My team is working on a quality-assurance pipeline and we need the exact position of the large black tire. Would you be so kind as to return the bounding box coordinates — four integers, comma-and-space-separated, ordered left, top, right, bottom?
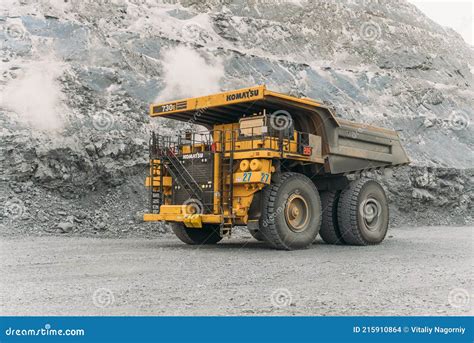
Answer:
260, 172, 322, 250
319, 190, 345, 245
248, 228, 266, 242
337, 179, 389, 245
171, 223, 222, 245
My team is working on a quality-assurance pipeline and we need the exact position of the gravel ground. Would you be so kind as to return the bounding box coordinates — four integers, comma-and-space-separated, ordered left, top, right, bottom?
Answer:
0, 226, 472, 316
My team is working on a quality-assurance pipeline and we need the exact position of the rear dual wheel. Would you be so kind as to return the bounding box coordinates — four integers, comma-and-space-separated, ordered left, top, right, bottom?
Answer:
319, 190, 345, 244
337, 178, 389, 245
320, 178, 389, 246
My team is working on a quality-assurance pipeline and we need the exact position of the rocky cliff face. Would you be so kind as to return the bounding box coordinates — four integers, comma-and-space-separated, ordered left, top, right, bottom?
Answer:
1, 0, 472, 235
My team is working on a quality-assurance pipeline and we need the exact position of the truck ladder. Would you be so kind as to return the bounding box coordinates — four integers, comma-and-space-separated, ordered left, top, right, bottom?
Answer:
219, 130, 235, 237
149, 159, 163, 214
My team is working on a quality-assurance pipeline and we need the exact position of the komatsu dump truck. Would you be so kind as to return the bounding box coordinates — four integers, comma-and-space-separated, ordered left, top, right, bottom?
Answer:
144, 85, 410, 250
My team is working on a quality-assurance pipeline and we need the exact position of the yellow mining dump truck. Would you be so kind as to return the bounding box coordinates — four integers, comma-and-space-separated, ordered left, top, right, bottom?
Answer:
144, 85, 409, 250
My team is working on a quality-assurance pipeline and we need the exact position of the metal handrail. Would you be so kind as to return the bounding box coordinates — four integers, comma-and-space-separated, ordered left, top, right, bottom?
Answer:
150, 126, 309, 158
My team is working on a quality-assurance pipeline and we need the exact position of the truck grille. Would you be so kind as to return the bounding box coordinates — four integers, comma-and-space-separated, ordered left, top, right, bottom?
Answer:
172, 152, 214, 211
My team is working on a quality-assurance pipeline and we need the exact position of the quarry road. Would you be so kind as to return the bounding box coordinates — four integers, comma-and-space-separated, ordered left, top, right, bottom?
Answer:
1, 226, 472, 316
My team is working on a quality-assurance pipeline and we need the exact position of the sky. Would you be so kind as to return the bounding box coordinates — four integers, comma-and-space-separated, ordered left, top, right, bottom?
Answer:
408, 0, 473, 45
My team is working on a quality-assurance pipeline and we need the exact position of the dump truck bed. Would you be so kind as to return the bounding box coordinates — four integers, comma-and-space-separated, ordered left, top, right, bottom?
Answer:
150, 85, 409, 174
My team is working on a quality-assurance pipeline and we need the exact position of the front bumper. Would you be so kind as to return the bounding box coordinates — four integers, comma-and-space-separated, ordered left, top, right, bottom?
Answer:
143, 205, 222, 228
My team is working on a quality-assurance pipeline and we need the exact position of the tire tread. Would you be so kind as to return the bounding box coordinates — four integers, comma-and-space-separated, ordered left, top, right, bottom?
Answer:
338, 178, 387, 245
319, 190, 345, 245
171, 223, 222, 245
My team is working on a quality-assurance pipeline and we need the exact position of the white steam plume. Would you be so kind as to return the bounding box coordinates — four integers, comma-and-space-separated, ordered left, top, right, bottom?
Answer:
157, 46, 224, 102
1, 57, 67, 131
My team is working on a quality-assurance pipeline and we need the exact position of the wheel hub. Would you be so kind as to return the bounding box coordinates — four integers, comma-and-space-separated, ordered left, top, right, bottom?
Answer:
285, 193, 309, 232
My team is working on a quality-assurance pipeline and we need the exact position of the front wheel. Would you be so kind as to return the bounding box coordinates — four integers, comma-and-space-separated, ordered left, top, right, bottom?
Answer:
260, 172, 322, 250
248, 228, 266, 242
337, 179, 389, 245
170, 223, 222, 245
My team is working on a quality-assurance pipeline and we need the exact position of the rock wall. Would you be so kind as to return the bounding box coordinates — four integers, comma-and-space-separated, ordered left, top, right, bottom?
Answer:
0, 0, 472, 235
